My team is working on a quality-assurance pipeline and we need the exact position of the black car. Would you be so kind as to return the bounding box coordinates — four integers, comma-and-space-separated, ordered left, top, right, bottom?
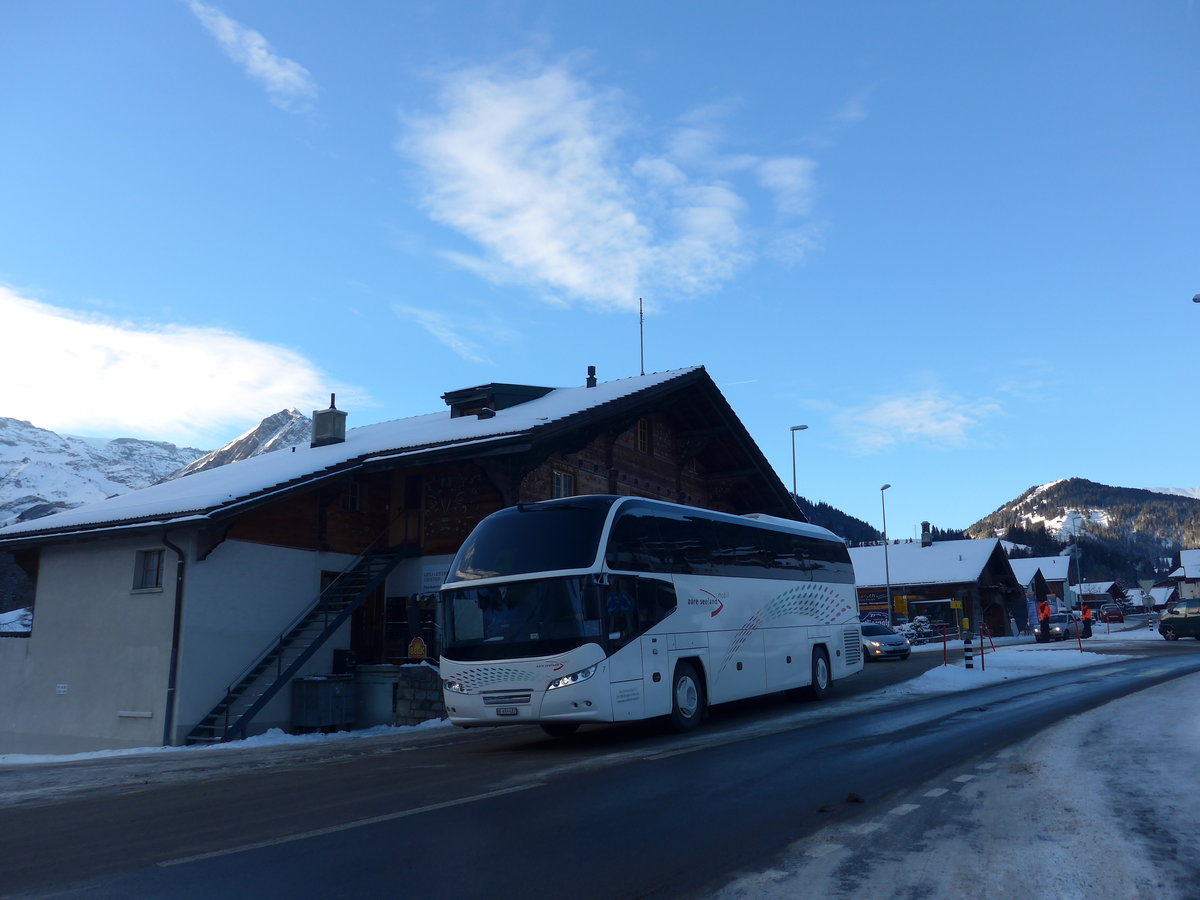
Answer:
861, 623, 911, 660
1160, 600, 1200, 640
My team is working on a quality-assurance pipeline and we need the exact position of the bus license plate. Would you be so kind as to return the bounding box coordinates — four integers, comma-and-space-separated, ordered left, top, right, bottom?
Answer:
496, 707, 519, 717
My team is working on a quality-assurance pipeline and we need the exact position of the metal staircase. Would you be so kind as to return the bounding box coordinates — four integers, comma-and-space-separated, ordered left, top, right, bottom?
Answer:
184, 546, 407, 744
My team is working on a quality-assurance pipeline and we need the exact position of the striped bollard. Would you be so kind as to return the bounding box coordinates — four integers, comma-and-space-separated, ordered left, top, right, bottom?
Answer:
964, 630, 973, 669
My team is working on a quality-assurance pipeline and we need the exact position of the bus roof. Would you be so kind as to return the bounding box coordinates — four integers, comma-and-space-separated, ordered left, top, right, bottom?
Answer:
525, 495, 846, 544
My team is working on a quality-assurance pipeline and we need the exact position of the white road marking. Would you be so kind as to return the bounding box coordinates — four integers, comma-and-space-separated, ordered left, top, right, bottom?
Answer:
889, 804, 920, 816
157, 782, 546, 867
804, 843, 844, 858
849, 822, 883, 834
1137, 668, 1173, 678
975, 762, 996, 770
924, 788, 949, 797
953, 774, 975, 783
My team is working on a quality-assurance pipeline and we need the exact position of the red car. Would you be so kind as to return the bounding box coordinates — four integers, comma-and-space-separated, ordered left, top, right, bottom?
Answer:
1100, 604, 1124, 623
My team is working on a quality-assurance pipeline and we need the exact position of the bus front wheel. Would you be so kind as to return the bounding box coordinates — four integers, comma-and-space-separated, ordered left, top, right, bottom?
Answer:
805, 647, 831, 701
541, 723, 580, 738
669, 661, 705, 732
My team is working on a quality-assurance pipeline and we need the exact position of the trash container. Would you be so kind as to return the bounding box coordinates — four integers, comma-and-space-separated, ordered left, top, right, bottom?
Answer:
291, 675, 354, 731
355, 664, 401, 728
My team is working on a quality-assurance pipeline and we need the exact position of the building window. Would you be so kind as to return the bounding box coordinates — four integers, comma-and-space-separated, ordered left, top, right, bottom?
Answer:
342, 481, 361, 513
636, 418, 653, 454
552, 470, 575, 498
133, 549, 165, 591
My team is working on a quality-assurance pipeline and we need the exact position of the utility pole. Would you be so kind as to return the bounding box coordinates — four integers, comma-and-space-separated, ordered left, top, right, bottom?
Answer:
639, 297, 645, 375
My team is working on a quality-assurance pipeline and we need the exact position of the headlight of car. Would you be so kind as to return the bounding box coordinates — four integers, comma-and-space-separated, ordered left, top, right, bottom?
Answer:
866, 640, 883, 647
442, 678, 469, 694
546, 663, 599, 691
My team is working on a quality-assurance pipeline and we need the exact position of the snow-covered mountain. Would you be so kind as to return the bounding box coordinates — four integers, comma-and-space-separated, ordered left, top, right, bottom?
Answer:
0, 410, 313, 527
164, 409, 310, 481
0, 418, 207, 527
966, 477, 1200, 582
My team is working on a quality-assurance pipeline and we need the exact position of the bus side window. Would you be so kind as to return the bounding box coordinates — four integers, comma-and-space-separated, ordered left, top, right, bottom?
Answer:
637, 578, 676, 628
603, 576, 638, 648
605, 510, 661, 572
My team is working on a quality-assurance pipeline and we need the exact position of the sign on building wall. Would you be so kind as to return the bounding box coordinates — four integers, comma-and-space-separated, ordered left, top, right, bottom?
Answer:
857, 588, 890, 625
422, 564, 450, 592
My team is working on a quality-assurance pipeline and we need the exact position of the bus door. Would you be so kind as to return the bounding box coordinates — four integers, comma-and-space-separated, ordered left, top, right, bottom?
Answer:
600, 575, 678, 720
600, 574, 644, 720
638, 577, 676, 717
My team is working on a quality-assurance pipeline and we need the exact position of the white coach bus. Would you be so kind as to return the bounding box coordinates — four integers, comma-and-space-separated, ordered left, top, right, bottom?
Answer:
438, 495, 862, 736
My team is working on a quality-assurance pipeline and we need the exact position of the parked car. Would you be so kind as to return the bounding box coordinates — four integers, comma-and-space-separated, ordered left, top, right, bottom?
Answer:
1036, 613, 1079, 642
1100, 604, 1124, 623
861, 623, 912, 660
1159, 600, 1200, 640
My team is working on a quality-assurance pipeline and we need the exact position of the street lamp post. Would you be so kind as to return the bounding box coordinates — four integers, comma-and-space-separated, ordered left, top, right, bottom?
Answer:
881, 484, 893, 625
789, 425, 808, 497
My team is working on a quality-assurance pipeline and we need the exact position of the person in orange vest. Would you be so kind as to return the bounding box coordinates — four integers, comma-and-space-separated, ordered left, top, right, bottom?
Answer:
1081, 605, 1093, 638
1038, 599, 1052, 642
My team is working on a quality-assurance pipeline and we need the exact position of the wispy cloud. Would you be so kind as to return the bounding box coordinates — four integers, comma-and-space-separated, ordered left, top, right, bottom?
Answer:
1, 286, 359, 444
834, 88, 872, 124
391, 302, 495, 364
401, 60, 823, 311
834, 390, 1002, 453
188, 1, 317, 114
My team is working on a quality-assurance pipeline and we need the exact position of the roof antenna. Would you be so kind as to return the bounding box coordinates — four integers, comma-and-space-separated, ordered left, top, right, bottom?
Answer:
639, 297, 645, 376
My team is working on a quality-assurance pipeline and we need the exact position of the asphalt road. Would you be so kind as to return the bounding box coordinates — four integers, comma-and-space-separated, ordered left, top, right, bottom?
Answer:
3, 634, 1197, 899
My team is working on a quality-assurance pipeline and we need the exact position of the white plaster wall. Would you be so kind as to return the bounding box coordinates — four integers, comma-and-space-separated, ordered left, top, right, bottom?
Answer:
0, 534, 451, 754
0, 538, 176, 754
173, 538, 355, 743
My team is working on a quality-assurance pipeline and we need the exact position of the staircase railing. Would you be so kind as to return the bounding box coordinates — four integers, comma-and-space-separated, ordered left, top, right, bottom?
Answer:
185, 533, 406, 744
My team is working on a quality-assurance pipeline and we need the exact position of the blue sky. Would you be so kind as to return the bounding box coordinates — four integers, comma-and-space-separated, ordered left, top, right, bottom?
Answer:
2, 1, 1197, 534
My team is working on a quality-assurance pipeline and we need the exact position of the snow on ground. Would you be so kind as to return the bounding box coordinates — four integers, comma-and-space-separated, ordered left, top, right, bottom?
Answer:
0, 717, 453, 768
714, 621, 1199, 900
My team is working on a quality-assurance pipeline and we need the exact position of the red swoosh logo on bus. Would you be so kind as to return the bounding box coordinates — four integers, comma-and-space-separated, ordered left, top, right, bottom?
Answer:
701, 590, 724, 617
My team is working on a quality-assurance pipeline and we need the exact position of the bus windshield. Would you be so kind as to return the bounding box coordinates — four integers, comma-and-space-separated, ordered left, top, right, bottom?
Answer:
441, 576, 603, 661
446, 497, 615, 582
441, 573, 678, 662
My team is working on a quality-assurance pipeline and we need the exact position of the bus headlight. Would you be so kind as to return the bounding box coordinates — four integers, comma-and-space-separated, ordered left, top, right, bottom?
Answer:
546, 663, 598, 691
443, 678, 469, 694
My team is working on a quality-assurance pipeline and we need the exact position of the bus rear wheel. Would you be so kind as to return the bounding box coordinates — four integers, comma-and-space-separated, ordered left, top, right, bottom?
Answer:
805, 647, 831, 701
540, 723, 580, 738
669, 661, 705, 733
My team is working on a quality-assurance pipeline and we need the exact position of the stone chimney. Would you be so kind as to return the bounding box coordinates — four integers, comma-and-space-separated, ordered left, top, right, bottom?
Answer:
921, 521, 932, 547
586, 365, 597, 388
311, 393, 348, 447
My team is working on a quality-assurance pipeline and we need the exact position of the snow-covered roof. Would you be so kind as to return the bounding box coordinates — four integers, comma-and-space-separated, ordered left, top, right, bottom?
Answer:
1075, 581, 1116, 596
0, 367, 704, 542
1007, 556, 1072, 587
1170, 548, 1200, 580
849, 539, 1004, 588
